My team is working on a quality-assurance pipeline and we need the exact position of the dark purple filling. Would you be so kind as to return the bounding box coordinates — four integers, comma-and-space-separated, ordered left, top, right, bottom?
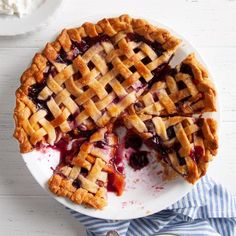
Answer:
196, 118, 204, 127
51, 130, 96, 168
94, 141, 107, 149
148, 63, 172, 89
87, 61, 94, 70
73, 34, 110, 55
69, 129, 96, 139
67, 109, 80, 122
177, 80, 187, 89
55, 35, 110, 65
29, 34, 111, 113
197, 129, 203, 138
80, 167, 89, 176
166, 126, 175, 139
28, 82, 54, 120
113, 97, 120, 104
145, 120, 156, 133
55, 49, 71, 64
139, 77, 146, 85
152, 92, 159, 102
72, 179, 81, 188
126, 33, 165, 57
190, 146, 203, 163
142, 57, 152, 64
125, 133, 143, 149
105, 84, 113, 93
180, 64, 194, 77
44, 62, 58, 78
116, 75, 125, 83
149, 135, 171, 156
176, 152, 186, 166
51, 138, 72, 166
108, 63, 113, 70
134, 102, 144, 112
129, 151, 149, 170
129, 65, 136, 73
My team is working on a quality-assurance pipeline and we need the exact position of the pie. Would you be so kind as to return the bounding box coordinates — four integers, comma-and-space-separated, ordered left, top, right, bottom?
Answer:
13, 15, 218, 209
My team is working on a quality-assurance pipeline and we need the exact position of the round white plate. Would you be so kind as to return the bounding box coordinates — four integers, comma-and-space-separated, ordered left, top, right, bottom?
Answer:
21, 16, 219, 220
0, 0, 63, 36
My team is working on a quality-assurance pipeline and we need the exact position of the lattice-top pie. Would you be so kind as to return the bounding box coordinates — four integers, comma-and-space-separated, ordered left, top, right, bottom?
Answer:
14, 15, 218, 209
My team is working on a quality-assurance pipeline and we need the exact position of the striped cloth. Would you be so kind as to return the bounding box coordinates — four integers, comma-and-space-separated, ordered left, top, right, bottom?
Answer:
68, 175, 236, 236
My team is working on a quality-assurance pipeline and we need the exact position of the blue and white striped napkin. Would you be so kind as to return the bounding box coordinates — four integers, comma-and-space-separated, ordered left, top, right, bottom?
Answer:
68, 175, 236, 236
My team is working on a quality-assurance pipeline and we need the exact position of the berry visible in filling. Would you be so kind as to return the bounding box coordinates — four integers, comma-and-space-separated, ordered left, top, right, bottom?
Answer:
166, 126, 175, 139
126, 33, 164, 56
72, 179, 81, 188
176, 152, 186, 166
145, 120, 156, 133
123, 130, 149, 171
129, 151, 149, 170
180, 64, 194, 77
148, 63, 172, 89
150, 135, 170, 156
51, 130, 96, 167
177, 80, 187, 89
28, 82, 54, 120
125, 133, 143, 149
190, 146, 204, 163
94, 141, 107, 149
72, 34, 110, 55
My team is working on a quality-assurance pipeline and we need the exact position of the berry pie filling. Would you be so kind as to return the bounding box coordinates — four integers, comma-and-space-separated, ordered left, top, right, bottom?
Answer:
14, 15, 217, 209
48, 127, 126, 197
123, 113, 217, 183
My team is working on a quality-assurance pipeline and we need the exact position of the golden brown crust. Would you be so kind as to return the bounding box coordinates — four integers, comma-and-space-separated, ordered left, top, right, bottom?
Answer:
48, 174, 107, 209
47, 127, 119, 209
178, 53, 217, 113
123, 114, 218, 184
14, 14, 181, 153
13, 15, 218, 209
129, 53, 217, 117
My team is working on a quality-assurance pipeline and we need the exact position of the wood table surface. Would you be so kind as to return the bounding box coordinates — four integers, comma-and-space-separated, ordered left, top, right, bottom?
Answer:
0, 0, 235, 235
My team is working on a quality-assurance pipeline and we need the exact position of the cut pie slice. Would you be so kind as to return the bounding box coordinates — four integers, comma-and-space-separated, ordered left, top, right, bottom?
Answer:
48, 125, 125, 209
123, 114, 218, 183
131, 53, 216, 116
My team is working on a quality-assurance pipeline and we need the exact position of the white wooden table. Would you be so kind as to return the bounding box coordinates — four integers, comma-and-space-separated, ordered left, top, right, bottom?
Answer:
0, 0, 236, 235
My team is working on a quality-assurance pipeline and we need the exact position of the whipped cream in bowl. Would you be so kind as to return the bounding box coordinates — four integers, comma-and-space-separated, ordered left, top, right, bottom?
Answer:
0, 0, 42, 17
0, 0, 62, 35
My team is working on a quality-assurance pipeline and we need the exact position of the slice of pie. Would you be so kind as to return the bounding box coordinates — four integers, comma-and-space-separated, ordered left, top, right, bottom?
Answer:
48, 125, 125, 209
13, 15, 218, 209
123, 114, 218, 184
131, 53, 217, 116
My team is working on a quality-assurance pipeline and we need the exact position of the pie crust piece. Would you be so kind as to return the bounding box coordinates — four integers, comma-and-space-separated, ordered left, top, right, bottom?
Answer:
123, 114, 218, 184
131, 53, 216, 116
48, 125, 122, 209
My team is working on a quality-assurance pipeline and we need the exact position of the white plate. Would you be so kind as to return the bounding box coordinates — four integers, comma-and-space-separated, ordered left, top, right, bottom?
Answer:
22, 16, 220, 220
0, 0, 63, 36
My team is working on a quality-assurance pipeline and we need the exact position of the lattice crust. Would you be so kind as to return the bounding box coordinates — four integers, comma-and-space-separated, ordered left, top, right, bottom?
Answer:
48, 126, 120, 209
123, 114, 218, 183
131, 53, 216, 116
14, 14, 181, 153
13, 15, 219, 210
